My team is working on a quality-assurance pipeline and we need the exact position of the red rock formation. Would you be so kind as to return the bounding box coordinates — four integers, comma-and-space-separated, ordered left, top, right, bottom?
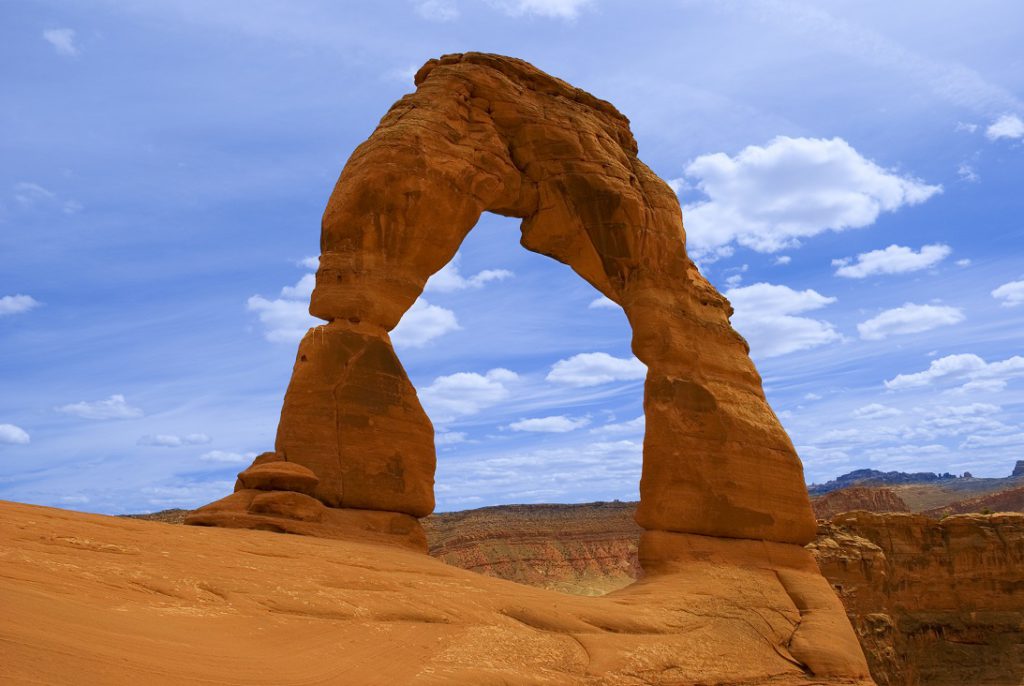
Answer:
425, 502, 643, 595
923, 484, 1024, 517
811, 487, 910, 520
810, 511, 1024, 686
186, 53, 868, 680
190, 51, 817, 547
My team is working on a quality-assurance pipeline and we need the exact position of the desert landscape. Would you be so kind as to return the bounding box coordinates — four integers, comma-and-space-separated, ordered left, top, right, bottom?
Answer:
3, 4, 1023, 686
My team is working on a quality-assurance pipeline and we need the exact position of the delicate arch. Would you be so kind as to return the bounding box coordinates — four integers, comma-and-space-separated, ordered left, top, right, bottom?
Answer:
189, 52, 816, 548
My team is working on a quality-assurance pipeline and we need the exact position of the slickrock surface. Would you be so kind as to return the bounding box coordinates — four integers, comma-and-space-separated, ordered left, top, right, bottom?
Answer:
424, 502, 643, 596
811, 487, 910, 520
810, 511, 1024, 686
0, 501, 872, 686
193, 51, 818, 548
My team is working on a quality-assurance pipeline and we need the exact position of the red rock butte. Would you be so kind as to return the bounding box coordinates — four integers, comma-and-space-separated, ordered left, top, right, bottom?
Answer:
183, 52, 871, 681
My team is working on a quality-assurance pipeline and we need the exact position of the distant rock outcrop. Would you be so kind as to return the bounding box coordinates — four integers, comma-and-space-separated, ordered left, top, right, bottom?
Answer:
1013, 460, 1024, 478
809, 469, 962, 496
810, 512, 1024, 686
811, 487, 910, 520
923, 485, 1024, 518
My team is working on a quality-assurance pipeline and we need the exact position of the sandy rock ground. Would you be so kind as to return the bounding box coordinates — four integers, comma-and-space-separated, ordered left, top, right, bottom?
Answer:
0, 501, 871, 686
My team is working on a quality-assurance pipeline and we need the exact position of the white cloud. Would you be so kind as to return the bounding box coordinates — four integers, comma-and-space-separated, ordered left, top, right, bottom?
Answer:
419, 368, 518, 423
546, 352, 646, 387
774, 255, 791, 266
986, 114, 1024, 141
199, 450, 255, 464
955, 122, 978, 134
56, 394, 143, 420
853, 403, 902, 420
424, 254, 513, 293
957, 163, 979, 183
885, 353, 1024, 390
415, 0, 459, 21
992, 280, 1024, 307
588, 296, 619, 310
42, 28, 78, 57
590, 415, 644, 435
391, 298, 460, 347
247, 295, 314, 343
508, 415, 590, 433
0, 294, 40, 316
961, 433, 1024, 449
804, 393, 822, 401
678, 136, 941, 258
489, 0, 593, 18
13, 182, 55, 206
725, 273, 744, 288
0, 424, 30, 445
956, 258, 971, 267
280, 273, 315, 299
725, 282, 840, 358
435, 431, 468, 446
298, 256, 319, 269
832, 243, 951, 278
857, 303, 964, 340
138, 433, 211, 447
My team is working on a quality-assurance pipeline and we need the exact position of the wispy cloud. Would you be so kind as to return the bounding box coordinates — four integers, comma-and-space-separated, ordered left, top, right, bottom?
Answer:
507, 415, 590, 432
885, 353, 1024, 390
56, 394, 143, 420
138, 433, 211, 447
833, 244, 951, 278
42, 28, 78, 57
858, 303, 964, 340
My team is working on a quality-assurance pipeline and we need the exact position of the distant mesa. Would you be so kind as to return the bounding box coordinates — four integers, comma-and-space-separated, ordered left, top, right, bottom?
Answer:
184, 52, 870, 681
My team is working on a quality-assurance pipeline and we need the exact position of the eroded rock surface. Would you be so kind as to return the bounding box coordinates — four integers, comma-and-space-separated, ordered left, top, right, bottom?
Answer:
811, 487, 910, 520
811, 512, 1024, 686
1, 502, 874, 686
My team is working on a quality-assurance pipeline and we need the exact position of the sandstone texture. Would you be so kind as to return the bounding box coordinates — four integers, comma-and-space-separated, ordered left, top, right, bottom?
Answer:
923, 484, 1024, 517
811, 511, 1024, 686
811, 487, 910, 520
0, 501, 874, 686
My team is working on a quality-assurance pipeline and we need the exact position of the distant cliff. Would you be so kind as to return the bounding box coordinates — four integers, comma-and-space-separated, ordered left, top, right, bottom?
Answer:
811, 486, 909, 520
811, 512, 1024, 686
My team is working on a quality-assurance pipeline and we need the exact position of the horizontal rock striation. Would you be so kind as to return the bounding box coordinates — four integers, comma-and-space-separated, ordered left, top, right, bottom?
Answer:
811, 487, 910, 520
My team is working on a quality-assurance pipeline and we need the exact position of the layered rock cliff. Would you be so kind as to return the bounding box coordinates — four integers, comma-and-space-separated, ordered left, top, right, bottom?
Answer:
810, 512, 1024, 686
811, 487, 909, 520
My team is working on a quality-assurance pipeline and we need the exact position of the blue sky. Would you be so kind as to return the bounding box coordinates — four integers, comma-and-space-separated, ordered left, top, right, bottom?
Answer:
1, 0, 1022, 514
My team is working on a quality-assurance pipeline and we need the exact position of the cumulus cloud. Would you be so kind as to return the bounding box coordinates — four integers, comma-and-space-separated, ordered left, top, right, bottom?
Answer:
885, 353, 1024, 390
0, 424, 30, 445
138, 433, 211, 447
508, 415, 590, 433
42, 28, 78, 56
853, 403, 902, 420
199, 450, 255, 464
425, 254, 513, 293
725, 283, 840, 358
280, 273, 315, 299
992, 280, 1024, 307
391, 298, 460, 347
677, 136, 941, 258
857, 303, 964, 340
832, 243, 951, 278
246, 295, 314, 343
546, 353, 646, 387
774, 255, 792, 266
419, 368, 518, 423
986, 114, 1024, 141
56, 394, 143, 420
0, 294, 40, 317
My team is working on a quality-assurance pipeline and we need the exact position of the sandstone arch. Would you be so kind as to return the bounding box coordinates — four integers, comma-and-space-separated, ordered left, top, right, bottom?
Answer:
189, 52, 816, 548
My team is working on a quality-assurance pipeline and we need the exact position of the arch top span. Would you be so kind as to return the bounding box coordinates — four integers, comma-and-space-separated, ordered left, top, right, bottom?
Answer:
188, 52, 817, 549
